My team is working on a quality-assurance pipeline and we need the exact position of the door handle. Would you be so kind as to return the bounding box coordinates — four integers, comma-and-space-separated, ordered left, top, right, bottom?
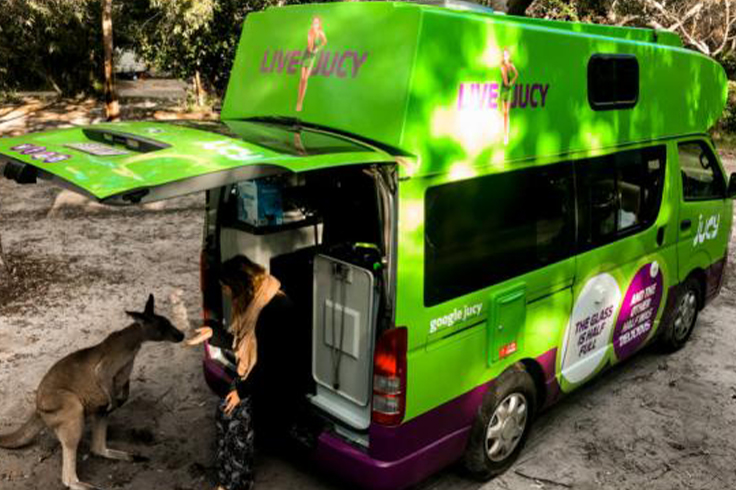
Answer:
681, 219, 692, 231
656, 226, 666, 246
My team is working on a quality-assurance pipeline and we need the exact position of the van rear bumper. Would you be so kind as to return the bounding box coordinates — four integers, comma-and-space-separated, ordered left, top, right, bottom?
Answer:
314, 427, 470, 490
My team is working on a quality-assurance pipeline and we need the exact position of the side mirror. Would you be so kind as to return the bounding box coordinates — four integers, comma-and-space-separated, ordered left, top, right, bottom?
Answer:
729, 173, 736, 199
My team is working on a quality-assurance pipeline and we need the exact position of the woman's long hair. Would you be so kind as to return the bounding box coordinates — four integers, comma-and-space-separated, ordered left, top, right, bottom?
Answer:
220, 255, 267, 325
220, 255, 282, 377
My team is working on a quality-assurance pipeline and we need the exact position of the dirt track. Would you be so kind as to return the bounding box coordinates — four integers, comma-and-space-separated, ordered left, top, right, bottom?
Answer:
1, 105, 736, 489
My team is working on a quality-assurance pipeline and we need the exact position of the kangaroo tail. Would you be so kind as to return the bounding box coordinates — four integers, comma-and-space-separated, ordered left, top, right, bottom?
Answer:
0, 412, 44, 449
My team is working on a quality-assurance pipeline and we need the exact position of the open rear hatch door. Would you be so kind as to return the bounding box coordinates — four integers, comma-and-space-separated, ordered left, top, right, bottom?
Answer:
0, 120, 393, 205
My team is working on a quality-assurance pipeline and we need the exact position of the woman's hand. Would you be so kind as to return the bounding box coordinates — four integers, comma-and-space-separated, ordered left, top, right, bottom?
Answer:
224, 390, 241, 416
186, 327, 213, 346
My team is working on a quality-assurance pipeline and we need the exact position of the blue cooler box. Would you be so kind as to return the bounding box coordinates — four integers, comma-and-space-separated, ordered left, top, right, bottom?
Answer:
236, 179, 284, 227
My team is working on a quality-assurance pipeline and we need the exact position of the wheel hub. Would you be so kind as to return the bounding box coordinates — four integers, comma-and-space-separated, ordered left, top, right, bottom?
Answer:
485, 392, 527, 462
673, 289, 697, 341
501, 418, 520, 440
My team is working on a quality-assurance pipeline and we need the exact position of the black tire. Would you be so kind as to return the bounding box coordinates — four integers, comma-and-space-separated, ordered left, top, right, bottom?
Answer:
462, 364, 537, 481
659, 276, 702, 352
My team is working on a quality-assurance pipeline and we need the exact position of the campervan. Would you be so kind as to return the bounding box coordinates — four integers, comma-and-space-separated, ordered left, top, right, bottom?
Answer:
1, 2, 733, 488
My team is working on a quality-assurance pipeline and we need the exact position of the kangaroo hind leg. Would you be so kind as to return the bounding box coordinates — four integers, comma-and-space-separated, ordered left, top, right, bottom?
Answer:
42, 392, 105, 490
91, 413, 148, 463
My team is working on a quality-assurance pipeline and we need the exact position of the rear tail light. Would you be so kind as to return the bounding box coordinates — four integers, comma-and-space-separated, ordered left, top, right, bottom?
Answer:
372, 327, 408, 426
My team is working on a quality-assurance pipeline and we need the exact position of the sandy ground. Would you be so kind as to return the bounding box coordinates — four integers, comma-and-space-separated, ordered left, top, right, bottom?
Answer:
17, 79, 188, 102
0, 91, 214, 138
1, 101, 736, 490
0, 180, 342, 490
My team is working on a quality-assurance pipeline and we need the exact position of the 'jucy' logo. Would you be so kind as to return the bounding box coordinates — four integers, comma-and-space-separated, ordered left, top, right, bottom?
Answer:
457, 82, 551, 110
260, 49, 369, 79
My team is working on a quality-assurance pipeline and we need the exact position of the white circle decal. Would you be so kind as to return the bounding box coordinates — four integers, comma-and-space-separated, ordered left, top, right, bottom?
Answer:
560, 273, 621, 385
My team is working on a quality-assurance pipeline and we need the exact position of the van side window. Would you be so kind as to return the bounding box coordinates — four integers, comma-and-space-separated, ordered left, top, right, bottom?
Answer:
577, 146, 666, 250
588, 54, 639, 111
424, 163, 575, 307
678, 141, 725, 201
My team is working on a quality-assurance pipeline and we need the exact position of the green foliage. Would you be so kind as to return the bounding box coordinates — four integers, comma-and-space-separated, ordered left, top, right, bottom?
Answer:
717, 81, 736, 134
135, 0, 320, 95
0, 0, 149, 96
0, 0, 102, 94
527, 0, 618, 22
719, 51, 736, 80
0, 90, 23, 105
0, 0, 319, 97
528, 0, 581, 21
181, 84, 220, 112
1, 0, 733, 105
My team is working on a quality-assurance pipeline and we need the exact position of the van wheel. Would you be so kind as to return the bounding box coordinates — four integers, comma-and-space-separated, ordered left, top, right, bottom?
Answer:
462, 364, 536, 481
659, 276, 701, 352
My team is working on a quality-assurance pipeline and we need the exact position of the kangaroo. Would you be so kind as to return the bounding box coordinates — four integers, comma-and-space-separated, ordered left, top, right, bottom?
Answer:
0, 294, 184, 490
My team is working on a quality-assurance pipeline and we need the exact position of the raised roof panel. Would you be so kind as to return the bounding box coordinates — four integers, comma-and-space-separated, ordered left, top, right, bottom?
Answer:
221, 2, 420, 149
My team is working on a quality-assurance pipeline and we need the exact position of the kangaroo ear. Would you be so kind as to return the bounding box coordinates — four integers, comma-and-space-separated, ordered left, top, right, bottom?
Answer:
126, 311, 146, 323
144, 294, 155, 316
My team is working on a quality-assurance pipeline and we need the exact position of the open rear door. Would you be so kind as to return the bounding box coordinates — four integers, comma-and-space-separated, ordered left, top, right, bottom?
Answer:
0, 119, 393, 205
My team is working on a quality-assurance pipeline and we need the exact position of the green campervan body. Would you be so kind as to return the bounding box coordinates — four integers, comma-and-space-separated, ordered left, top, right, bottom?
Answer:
1, 1, 733, 488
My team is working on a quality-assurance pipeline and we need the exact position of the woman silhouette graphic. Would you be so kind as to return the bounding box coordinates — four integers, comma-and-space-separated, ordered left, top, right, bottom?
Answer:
500, 47, 519, 146
296, 16, 327, 112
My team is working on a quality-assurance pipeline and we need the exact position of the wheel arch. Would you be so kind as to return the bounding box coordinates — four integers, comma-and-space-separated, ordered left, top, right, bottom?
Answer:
685, 267, 707, 309
517, 358, 547, 414
464, 360, 540, 479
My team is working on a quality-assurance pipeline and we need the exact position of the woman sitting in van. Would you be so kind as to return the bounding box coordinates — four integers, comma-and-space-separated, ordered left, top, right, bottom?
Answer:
187, 255, 293, 490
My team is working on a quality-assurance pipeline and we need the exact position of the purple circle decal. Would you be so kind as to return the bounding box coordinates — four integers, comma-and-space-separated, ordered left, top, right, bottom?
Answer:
613, 262, 663, 359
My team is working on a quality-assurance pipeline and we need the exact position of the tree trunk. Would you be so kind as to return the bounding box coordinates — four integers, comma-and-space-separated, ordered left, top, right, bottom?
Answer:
89, 48, 98, 88
102, 0, 120, 121
194, 70, 205, 108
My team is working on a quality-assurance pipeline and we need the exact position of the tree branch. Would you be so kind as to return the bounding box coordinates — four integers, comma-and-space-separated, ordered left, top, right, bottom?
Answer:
644, 0, 711, 55
713, 0, 735, 56
615, 15, 640, 27
666, 2, 704, 33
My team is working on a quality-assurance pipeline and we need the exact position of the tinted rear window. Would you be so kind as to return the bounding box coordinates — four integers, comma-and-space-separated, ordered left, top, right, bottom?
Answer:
424, 163, 575, 306
423, 145, 666, 306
